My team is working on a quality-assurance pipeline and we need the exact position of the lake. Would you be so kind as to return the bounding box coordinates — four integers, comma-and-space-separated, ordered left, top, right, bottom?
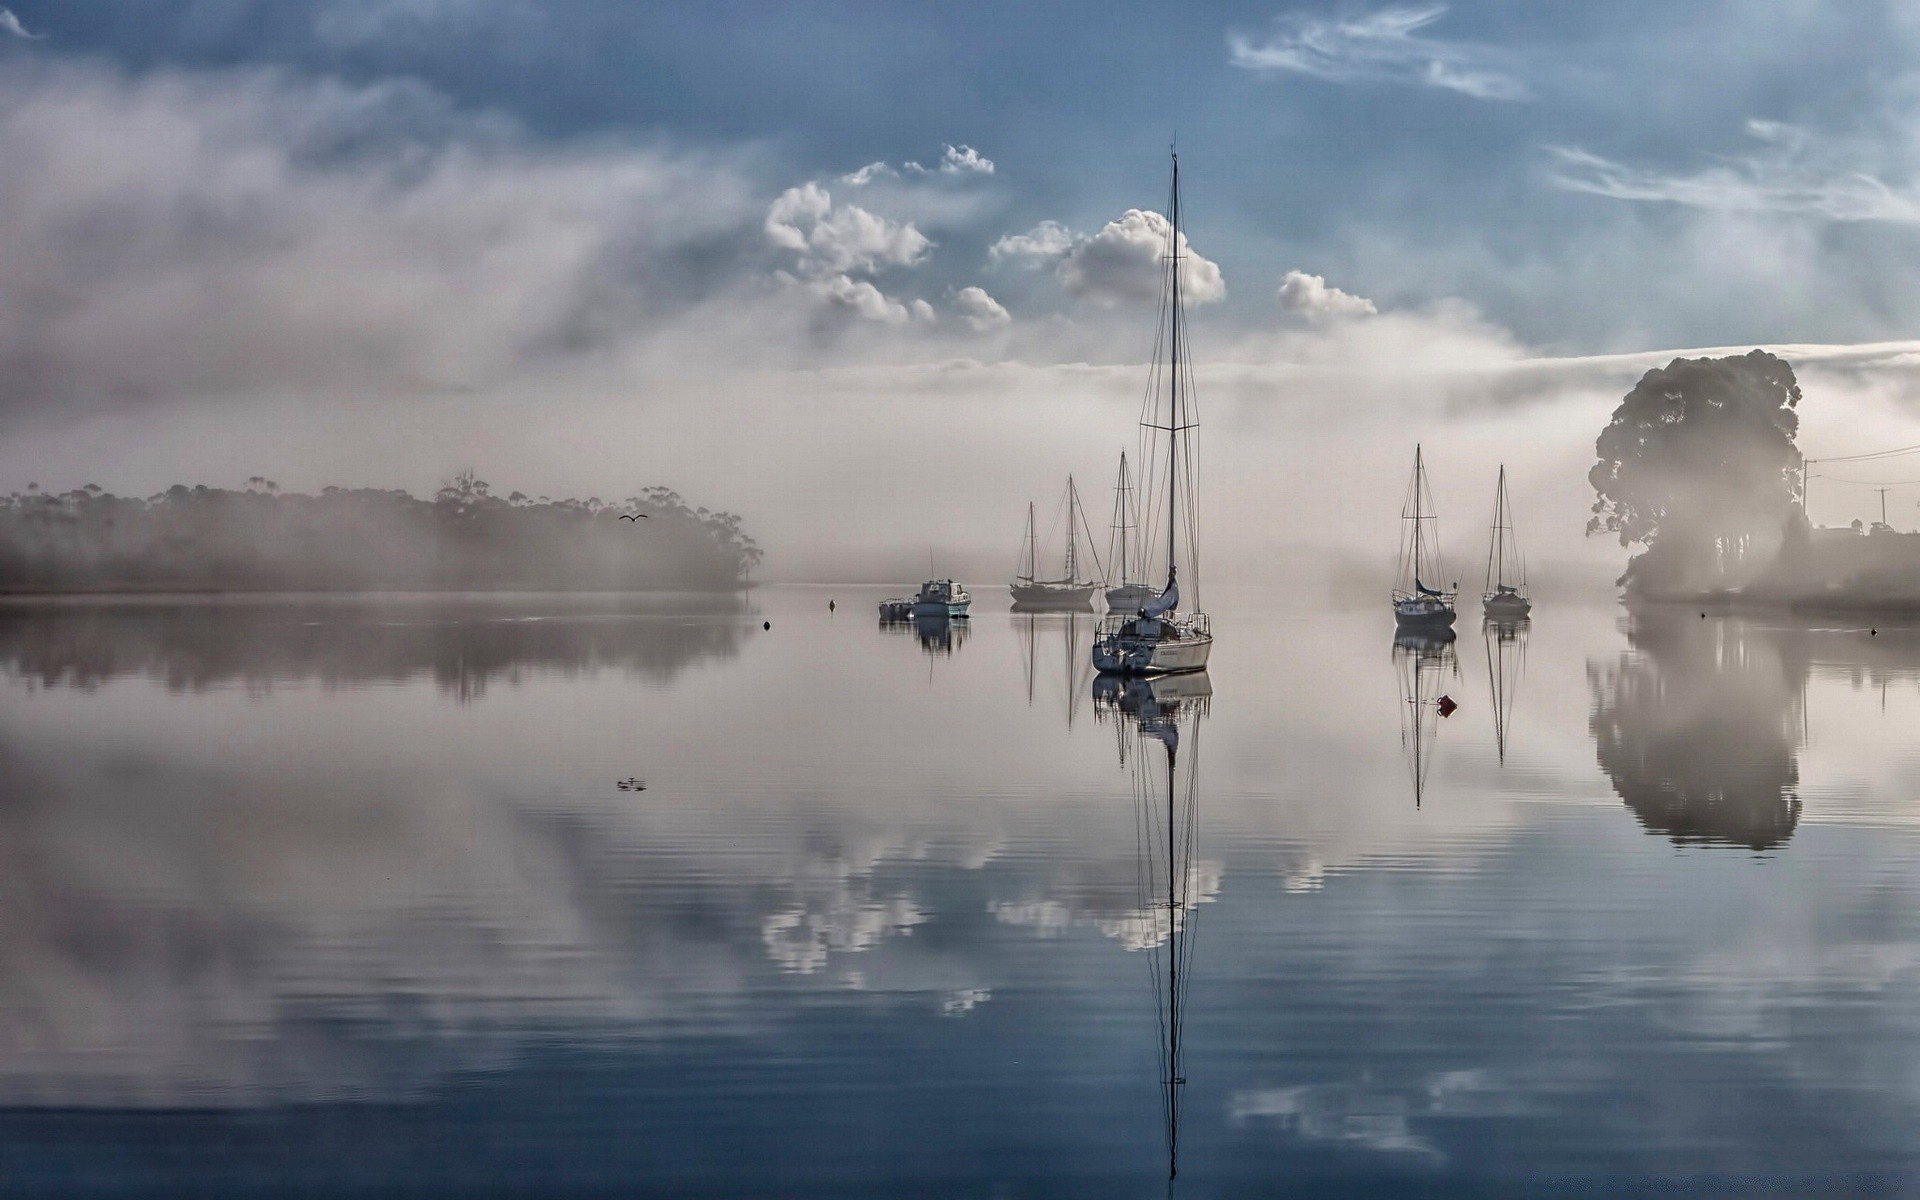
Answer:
2, 586, 1918, 1197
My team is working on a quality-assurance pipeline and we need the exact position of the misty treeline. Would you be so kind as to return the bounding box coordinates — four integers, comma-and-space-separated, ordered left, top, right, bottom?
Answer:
0, 472, 761, 592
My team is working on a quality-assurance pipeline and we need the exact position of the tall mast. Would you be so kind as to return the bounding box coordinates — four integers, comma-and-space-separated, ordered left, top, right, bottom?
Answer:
1065, 477, 1079, 583
1024, 502, 1036, 582
1413, 445, 1426, 589
1118, 453, 1131, 584
1487, 465, 1504, 594
1167, 152, 1182, 592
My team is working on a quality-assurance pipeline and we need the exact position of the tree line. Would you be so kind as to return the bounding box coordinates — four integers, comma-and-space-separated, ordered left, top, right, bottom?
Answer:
0, 472, 761, 592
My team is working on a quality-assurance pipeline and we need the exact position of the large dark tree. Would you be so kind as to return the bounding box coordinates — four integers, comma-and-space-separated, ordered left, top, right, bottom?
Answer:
1588, 350, 1802, 595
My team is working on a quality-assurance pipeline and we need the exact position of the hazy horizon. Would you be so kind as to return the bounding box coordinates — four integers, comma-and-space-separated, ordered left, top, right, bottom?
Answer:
9, 4, 1920, 591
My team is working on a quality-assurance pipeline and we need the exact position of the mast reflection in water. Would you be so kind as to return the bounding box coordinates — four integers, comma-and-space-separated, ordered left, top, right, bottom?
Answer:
1095, 671, 1210, 1189
1018, 611, 1096, 728
1483, 618, 1529, 765
1394, 628, 1458, 809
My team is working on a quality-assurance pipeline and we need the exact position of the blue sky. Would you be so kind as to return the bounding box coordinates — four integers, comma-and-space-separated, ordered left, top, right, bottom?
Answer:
12, 0, 1920, 350
7, 0, 1920, 575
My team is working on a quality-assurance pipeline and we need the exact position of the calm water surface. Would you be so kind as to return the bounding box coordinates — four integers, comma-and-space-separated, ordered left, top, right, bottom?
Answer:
2, 587, 1919, 1197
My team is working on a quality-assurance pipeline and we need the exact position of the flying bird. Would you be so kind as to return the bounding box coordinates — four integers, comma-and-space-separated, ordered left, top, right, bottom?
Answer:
619, 513, 650, 521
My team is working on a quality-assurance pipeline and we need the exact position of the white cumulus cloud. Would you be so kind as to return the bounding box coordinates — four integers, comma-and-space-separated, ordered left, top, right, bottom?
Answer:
953, 285, 1010, 330
1279, 270, 1377, 319
1228, 4, 1526, 101
764, 182, 933, 276
991, 212, 1224, 307
989, 220, 1076, 264
1061, 210, 1225, 306
937, 144, 994, 175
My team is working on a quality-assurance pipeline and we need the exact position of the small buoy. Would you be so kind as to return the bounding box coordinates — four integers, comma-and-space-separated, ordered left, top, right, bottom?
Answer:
1700, 612, 1706, 619
1872, 628, 1879, 636
763, 621, 771, 630
829, 600, 836, 612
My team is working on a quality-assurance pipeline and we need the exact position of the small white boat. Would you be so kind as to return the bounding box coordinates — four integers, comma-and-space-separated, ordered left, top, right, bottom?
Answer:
1093, 152, 1212, 677
1393, 444, 1458, 629
911, 578, 970, 618
1482, 464, 1532, 620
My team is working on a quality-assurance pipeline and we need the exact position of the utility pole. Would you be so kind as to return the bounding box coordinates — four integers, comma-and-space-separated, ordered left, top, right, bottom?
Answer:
1877, 487, 1892, 528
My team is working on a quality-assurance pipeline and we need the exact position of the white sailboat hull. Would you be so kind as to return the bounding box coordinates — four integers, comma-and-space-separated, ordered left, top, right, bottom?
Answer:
1093, 621, 1212, 675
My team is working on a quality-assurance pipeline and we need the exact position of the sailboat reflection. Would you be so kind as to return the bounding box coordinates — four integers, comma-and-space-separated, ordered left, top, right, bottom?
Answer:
1094, 670, 1210, 1188
1018, 611, 1098, 728
1482, 618, 1529, 764
879, 610, 970, 656
1394, 628, 1458, 808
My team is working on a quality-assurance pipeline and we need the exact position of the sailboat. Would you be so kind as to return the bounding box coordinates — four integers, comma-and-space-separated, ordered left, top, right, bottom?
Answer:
1104, 451, 1156, 613
1010, 478, 1102, 610
1392, 444, 1457, 628
1093, 152, 1213, 676
1482, 464, 1532, 619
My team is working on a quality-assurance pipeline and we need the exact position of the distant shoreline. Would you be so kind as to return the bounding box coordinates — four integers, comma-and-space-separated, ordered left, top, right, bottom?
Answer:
0, 585, 754, 602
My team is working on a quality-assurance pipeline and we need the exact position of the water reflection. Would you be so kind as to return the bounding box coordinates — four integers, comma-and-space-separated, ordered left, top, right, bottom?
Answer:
1017, 611, 1096, 728
1482, 618, 1529, 765
1098, 671, 1210, 1189
0, 592, 750, 699
1590, 610, 1805, 850
879, 610, 969, 656
1394, 628, 1458, 809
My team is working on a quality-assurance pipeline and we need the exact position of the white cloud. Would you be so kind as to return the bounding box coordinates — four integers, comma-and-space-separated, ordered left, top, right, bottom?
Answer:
989, 220, 1076, 264
953, 285, 1010, 330
841, 161, 894, 186
789, 273, 934, 326
1547, 142, 1920, 224
0, 7, 40, 39
937, 144, 994, 175
991, 212, 1224, 306
1061, 210, 1226, 306
764, 182, 934, 276
848, 144, 992, 183
1278, 270, 1377, 319
1228, 4, 1526, 101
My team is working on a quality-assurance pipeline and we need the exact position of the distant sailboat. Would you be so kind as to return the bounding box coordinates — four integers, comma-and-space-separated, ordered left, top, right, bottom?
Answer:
1104, 451, 1156, 613
1393, 445, 1457, 629
1093, 152, 1213, 676
1010, 478, 1102, 611
1482, 464, 1532, 619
